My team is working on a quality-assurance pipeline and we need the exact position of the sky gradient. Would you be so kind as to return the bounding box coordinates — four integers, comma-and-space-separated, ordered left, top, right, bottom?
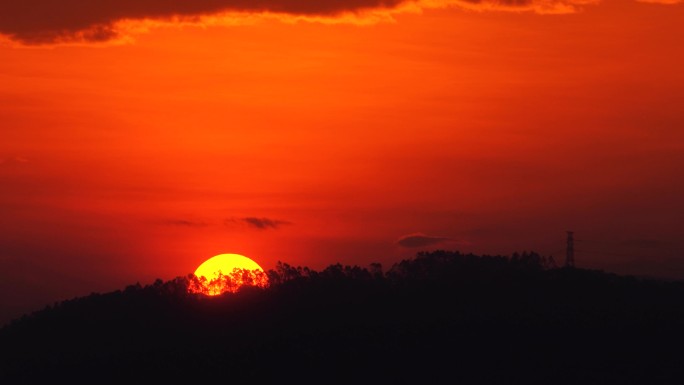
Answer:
1, 0, 683, 323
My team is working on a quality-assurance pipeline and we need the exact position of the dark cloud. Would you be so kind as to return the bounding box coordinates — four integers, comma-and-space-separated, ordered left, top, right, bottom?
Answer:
397, 233, 452, 248
0, 0, 616, 45
454, 0, 597, 13
227, 217, 292, 230
0, 0, 406, 44
162, 219, 208, 227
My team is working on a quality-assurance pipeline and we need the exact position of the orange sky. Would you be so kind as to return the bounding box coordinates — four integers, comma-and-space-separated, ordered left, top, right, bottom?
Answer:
1, 0, 683, 323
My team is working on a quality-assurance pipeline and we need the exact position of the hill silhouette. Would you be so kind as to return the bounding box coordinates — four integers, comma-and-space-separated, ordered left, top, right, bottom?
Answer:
2, 250, 684, 384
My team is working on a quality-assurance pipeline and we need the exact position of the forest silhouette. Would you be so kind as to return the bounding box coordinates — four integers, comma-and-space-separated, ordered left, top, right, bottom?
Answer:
2, 250, 684, 384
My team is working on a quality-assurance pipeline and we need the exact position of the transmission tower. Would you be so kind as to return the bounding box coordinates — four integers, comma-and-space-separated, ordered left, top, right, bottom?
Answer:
565, 231, 575, 267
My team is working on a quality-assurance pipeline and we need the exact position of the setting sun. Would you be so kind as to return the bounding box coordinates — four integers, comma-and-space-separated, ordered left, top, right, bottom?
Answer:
191, 254, 268, 296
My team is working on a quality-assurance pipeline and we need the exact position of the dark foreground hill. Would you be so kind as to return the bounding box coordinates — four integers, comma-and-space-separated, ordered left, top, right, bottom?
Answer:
2, 251, 684, 384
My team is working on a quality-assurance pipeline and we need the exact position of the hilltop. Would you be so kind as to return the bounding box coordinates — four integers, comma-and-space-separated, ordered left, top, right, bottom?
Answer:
2, 251, 684, 384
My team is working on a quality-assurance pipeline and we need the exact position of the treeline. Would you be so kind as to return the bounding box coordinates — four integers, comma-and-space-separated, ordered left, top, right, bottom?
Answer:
2, 251, 684, 384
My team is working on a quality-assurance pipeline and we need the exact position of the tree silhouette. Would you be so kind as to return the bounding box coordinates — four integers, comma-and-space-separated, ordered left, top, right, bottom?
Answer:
2, 250, 684, 384
187, 268, 268, 295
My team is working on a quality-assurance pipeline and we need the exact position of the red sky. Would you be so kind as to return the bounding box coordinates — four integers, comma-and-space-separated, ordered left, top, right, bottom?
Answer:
1, 0, 683, 323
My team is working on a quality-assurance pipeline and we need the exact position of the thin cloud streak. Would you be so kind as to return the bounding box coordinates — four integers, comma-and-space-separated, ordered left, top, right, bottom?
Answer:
161, 219, 209, 228
397, 233, 454, 248
226, 217, 293, 230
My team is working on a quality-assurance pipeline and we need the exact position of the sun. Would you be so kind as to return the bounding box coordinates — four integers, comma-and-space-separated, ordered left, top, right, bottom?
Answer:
190, 253, 268, 296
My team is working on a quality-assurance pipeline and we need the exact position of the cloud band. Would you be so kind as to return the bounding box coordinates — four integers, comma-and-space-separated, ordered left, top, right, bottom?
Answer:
0, 0, 660, 44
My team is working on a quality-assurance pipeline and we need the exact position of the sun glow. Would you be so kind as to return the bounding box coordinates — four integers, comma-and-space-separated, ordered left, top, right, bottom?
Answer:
191, 254, 268, 296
